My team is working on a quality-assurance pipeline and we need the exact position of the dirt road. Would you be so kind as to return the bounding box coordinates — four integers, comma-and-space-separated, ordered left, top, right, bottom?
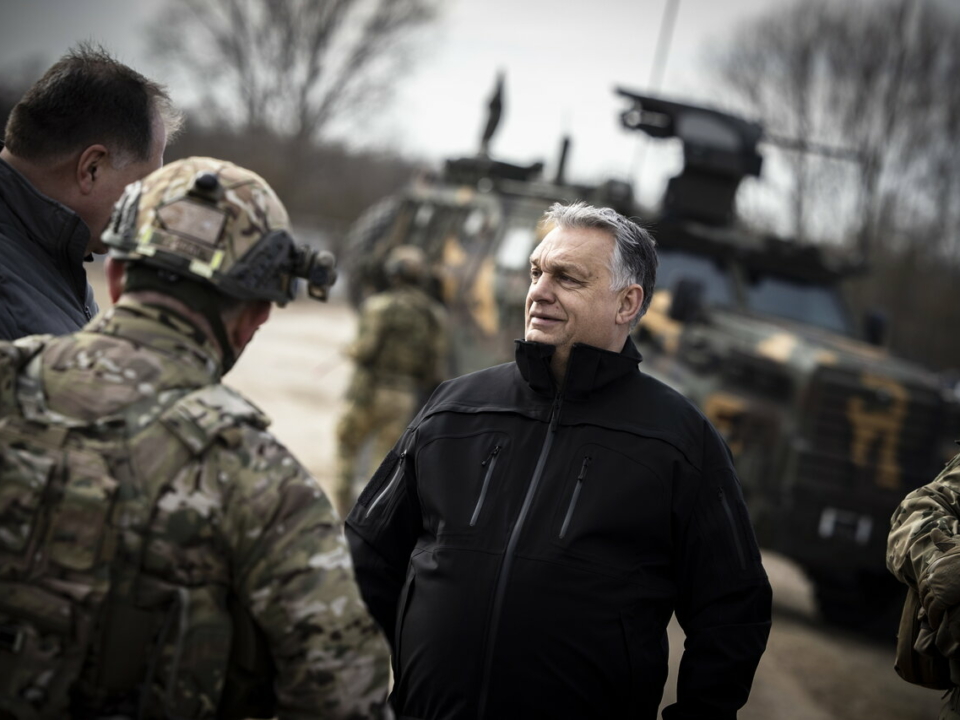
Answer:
89, 265, 943, 718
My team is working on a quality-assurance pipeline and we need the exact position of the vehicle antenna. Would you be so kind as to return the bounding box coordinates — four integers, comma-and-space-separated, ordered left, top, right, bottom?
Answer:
631, 0, 682, 188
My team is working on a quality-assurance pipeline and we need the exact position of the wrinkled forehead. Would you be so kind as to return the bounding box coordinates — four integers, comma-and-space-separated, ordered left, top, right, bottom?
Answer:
529, 225, 615, 271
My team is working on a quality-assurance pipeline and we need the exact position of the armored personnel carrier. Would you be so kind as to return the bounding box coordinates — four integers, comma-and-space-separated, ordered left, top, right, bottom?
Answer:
343, 129, 634, 375
620, 90, 960, 629
344, 86, 960, 630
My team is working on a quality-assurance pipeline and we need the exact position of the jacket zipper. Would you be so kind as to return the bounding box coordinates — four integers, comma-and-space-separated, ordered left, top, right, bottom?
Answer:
559, 456, 591, 539
470, 445, 502, 526
365, 451, 406, 517
719, 486, 747, 570
477, 394, 562, 719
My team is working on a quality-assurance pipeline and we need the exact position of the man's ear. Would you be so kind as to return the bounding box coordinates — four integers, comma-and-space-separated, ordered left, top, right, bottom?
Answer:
229, 300, 272, 354
76, 145, 109, 195
617, 284, 644, 327
104, 256, 125, 304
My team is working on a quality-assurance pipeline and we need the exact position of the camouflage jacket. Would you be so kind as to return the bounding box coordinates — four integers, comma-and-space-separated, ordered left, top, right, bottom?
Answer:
0, 299, 390, 719
348, 285, 447, 396
888, 452, 960, 589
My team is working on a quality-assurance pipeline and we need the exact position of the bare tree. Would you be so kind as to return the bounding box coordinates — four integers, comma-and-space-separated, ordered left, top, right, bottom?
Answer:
150, 0, 436, 144
710, 0, 960, 257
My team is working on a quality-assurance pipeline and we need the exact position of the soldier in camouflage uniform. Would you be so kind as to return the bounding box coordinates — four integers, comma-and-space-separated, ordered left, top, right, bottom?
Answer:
335, 245, 447, 517
889, 452, 960, 718
0, 157, 391, 719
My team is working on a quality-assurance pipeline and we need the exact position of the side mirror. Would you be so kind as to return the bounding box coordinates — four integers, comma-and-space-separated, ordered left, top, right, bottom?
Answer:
863, 309, 888, 347
669, 277, 706, 323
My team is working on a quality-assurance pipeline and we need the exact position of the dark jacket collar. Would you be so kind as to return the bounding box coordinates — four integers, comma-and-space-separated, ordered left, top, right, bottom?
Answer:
0, 146, 91, 283
514, 338, 643, 401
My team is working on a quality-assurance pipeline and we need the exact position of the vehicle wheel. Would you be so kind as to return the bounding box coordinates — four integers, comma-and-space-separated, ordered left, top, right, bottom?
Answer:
810, 569, 906, 641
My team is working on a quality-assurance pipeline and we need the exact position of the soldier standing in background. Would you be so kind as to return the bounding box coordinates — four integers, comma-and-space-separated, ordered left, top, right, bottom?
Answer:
335, 245, 448, 517
888, 453, 960, 718
0, 157, 391, 719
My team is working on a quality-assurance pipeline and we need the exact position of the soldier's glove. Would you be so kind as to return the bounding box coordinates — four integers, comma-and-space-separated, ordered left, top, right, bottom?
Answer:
919, 529, 960, 632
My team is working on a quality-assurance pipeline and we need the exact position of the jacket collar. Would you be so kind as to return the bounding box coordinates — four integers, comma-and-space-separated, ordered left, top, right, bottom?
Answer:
85, 298, 224, 383
0, 147, 91, 280
514, 337, 643, 401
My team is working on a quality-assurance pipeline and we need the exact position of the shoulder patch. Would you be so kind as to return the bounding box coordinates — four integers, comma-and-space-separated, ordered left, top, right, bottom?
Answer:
160, 384, 270, 455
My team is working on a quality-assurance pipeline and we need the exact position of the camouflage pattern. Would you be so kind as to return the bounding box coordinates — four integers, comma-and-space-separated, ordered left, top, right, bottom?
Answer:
103, 157, 337, 305
335, 285, 447, 516
890, 451, 960, 559
888, 455, 960, 715
888, 452, 960, 605
0, 300, 391, 719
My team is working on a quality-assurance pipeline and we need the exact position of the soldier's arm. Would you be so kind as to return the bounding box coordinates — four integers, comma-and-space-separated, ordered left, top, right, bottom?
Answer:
220, 430, 392, 719
888, 455, 960, 587
349, 298, 387, 366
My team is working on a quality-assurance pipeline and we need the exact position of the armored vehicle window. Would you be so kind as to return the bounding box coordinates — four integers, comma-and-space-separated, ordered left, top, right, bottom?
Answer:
656, 248, 735, 306
745, 273, 852, 335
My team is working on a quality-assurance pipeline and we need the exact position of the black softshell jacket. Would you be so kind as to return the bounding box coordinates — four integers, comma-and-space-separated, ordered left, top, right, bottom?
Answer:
346, 339, 772, 720
0, 152, 97, 340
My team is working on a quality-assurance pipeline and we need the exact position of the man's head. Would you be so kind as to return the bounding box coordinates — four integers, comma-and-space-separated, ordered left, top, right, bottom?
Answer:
384, 245, 427, 286
102, 157, 336, 373
1, 43, 181, 253
525, 201, 657, 380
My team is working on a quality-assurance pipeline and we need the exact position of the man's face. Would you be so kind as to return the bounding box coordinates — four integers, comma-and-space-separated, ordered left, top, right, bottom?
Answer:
84, 112, 166, 254
525, 225, 626, 368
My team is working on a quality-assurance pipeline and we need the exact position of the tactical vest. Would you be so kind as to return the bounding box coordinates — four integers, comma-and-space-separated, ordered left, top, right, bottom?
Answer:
0, 337, 274, 719
365, 288, 442, 384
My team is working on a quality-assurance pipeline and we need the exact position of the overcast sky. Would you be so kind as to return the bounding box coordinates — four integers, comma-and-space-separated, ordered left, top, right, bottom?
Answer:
0, 0, 844, 207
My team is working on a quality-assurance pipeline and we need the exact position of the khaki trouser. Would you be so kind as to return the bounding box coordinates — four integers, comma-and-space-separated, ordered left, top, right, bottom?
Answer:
335, 386, 418, 518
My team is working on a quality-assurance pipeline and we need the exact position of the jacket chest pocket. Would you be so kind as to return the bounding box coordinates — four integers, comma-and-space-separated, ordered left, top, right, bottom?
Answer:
417, 431, 509, 536
550, 443, 669, 573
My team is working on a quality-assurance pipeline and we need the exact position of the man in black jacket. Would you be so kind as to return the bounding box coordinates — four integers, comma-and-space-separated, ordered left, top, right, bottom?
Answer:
346, 201, 772, 719
0, 43, 180, 340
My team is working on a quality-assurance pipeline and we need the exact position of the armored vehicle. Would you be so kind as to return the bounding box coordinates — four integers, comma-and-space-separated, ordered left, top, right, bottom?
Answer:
344, 147, 635, 375
620, 90, 959, 628
344, 86, 959, 630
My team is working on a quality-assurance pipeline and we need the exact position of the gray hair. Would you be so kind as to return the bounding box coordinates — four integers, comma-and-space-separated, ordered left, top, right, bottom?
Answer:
541, 201, 658, 323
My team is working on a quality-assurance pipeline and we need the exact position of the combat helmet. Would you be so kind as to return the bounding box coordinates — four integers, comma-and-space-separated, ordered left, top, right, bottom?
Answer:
102, 156, 336, 304
384, 244, 427, 285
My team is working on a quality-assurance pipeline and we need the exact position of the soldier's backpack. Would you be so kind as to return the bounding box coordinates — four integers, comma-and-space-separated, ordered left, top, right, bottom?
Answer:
894, 584, 953, 689
0, 338, 276, 719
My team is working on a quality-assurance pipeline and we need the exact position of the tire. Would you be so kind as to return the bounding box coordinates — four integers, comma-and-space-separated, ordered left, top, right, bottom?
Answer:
810, 568, 906, 641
